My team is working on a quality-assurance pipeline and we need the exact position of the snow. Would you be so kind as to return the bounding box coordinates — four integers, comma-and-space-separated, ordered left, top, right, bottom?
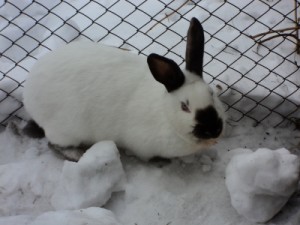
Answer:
0, 122, 299, 225
0, 208, 121, 225
29, 208, 121, 225
226, 148, 300, 223
51, 141, 125, 210
1, 0, 300, 224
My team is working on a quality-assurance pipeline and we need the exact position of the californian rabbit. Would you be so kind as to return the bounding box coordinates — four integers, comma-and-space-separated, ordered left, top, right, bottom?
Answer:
23, 18, 226, 161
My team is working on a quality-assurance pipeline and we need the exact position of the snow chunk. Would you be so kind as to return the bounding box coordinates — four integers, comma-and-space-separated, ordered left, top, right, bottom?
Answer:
0, 208, 122, 225
30, 207, 121, 225
51, 141, 126, 210
0, 215, 33, 225
225, 148, 300, 223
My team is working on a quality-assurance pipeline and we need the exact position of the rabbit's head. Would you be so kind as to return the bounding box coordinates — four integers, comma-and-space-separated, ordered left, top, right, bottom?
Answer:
147, 18, 226, 146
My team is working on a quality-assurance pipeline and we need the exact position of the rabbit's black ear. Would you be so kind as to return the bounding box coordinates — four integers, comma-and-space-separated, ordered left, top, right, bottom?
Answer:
147, 53, 185, 92
185, 17, 205, 78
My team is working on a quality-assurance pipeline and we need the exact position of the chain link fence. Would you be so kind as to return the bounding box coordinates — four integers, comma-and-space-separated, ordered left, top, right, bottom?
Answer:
0, 0, 299, 128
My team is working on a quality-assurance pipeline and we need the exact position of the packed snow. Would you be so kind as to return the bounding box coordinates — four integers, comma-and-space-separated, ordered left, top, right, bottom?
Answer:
226, 148, 300, 223
0, 207, 122, 225
0, 121, 299, 225
1, 0, 300, 225
51, 141, 125, 210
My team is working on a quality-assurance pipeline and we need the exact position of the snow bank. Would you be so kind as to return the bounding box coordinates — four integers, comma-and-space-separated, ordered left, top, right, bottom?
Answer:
51, 141, 126, 210
226, 148, 300, 223
0, 207, 122, 225
0, 120, 300, 225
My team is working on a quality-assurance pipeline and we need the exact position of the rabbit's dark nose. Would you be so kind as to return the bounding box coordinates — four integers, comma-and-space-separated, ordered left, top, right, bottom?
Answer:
193, 121, 223, 139
193, 106, 223, 140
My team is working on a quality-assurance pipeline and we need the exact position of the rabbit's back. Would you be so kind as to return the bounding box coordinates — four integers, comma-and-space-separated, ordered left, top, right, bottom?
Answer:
23, 42, 164, 150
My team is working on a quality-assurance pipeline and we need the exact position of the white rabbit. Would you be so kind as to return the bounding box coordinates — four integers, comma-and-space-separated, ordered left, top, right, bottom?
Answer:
23, 18, 226, 161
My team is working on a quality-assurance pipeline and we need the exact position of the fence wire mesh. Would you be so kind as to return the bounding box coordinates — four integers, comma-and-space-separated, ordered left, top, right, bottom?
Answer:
0, 0, 299, 128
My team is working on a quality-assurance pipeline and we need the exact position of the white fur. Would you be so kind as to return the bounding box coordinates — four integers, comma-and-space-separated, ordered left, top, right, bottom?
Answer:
23, 42, 226, 160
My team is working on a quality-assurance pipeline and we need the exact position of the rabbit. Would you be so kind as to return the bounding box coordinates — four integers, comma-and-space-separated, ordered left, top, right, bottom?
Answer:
23, 17, 226, 162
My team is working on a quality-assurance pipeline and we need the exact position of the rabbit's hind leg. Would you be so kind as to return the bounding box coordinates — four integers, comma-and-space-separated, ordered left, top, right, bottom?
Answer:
48, 142, 91, 162
22, 120, 45, 138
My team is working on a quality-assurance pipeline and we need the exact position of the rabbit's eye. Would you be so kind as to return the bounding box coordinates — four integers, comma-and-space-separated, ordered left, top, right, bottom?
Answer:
181, 100, 190, 113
